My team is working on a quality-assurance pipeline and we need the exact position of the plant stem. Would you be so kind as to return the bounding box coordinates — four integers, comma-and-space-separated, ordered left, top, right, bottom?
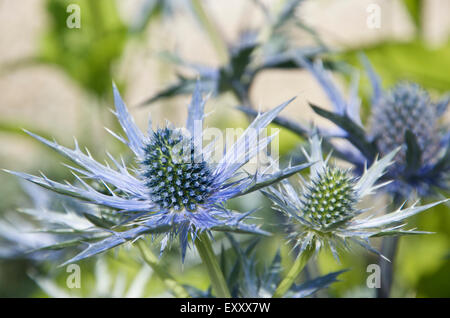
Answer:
190, 0, 229, 64
194, 232, 231, 298
377, 236, 399, 298
376, 194, 404, 298
136, 239, 190, 298
272, 245, 314, 298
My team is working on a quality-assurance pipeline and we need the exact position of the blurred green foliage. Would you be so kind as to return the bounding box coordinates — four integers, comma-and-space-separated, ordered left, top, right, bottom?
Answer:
39, 0, 127, 97
342, 40, 450, 94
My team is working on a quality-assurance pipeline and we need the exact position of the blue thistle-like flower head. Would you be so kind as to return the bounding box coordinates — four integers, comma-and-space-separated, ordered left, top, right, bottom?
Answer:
294, 54, 450, 198
370, 83, 442, 176
5, 82, 308, 264
142, 127, 214, 212
264, 134, 448, 261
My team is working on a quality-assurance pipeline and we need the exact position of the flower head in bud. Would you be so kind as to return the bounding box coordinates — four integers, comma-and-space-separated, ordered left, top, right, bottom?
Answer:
6, 82, 302, 264
264, 135, 448, 261
302, 167, 357, 228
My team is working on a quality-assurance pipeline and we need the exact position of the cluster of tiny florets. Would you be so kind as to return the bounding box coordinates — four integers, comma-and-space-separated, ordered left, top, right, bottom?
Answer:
141, 128, 214, 212
370, 83, 441, 172
301, 167, 356, 227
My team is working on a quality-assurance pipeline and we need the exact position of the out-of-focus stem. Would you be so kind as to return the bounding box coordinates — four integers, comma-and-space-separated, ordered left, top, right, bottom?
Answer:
136, 239, 190, 298
377, 236, 399, 298
190, 0, 229, 64
272, 245, 314, 298
195, 232, 231, 298
377, 195, 404, 298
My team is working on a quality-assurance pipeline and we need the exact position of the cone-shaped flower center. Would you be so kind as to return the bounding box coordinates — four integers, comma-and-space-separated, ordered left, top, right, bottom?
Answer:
302, 167, 356, 227
142, 128, 213, 211
370, 83, 440, 170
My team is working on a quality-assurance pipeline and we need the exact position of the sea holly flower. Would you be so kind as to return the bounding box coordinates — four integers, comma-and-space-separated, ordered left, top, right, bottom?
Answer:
5, 82, 308, 267
265, 134, 446, 259
294, 55, 450, 198
367, 81, 449, 197
263, 134, 448, 297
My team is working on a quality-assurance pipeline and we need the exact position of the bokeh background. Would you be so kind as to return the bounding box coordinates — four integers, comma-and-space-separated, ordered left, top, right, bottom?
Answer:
0, 0, 449, 297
